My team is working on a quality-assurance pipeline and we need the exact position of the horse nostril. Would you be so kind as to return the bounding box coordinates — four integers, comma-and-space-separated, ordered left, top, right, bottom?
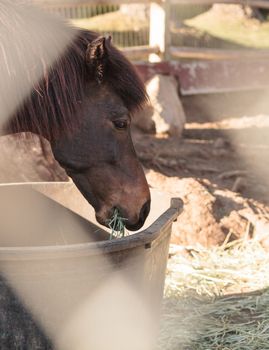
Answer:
139, 199, 151, 223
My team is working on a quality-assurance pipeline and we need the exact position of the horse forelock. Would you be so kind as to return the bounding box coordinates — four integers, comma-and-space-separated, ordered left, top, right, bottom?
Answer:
7, 28, 148, 141
104, 42, 148, 114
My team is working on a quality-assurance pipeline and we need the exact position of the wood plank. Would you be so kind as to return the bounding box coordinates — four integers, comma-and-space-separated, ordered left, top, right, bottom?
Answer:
32, 0, 153, 6
149, 2, 170, 62
176, 59, 269, 95
170, 47, 269, 60
170, 0, 269, 9
170, 0, 269, 8
122, 45, 160, 60
135, 60, 269, 95
32, 0, 269, 8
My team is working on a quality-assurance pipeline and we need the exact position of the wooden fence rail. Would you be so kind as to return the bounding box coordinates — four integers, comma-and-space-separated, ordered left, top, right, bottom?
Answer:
170, 47, 269, 60
171, 0, 269, 8
34, 0, 269, 6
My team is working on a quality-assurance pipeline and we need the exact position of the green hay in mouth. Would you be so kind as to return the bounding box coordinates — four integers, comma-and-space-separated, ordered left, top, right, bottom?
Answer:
107, 208, 128, 239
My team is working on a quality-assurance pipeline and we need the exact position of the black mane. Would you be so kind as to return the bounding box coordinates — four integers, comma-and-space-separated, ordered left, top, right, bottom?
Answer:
7, 28, 147, 141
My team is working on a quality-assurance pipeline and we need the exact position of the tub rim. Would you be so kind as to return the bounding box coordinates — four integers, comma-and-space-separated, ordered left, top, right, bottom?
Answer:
0, 182, 183, 260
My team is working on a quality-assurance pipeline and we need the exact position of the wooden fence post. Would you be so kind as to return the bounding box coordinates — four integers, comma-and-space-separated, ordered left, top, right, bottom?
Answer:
149, 0, 171, 62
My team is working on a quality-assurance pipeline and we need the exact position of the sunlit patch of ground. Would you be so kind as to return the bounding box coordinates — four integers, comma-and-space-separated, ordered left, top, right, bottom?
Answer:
71, 11, 148, 32
186, 4, 269, 49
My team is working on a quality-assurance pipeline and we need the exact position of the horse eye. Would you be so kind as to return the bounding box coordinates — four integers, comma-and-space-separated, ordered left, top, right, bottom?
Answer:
113, 120, 128, 130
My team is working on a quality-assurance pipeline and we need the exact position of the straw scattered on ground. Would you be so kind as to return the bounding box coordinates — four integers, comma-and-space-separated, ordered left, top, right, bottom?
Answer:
186, 4, 269, 49
158, 238, 269, 350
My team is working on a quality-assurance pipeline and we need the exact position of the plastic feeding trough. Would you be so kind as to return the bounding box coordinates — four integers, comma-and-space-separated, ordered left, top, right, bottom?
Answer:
0, 182, 182, 349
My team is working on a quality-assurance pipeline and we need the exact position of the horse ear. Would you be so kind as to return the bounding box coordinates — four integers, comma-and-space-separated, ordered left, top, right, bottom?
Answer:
86, 36, 112, 83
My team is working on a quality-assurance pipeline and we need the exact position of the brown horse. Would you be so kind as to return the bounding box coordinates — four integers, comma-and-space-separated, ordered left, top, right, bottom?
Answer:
2, 6, 150, 231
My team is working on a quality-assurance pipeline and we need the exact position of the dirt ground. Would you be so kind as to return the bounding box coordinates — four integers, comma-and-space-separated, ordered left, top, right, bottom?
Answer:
2, 90, 269, 247
135, 90, 269, 205
133, 90, 269, 246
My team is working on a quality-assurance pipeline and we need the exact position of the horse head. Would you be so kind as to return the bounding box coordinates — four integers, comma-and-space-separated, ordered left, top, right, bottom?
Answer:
5, 28, 150, 231
50, 35, 150, 230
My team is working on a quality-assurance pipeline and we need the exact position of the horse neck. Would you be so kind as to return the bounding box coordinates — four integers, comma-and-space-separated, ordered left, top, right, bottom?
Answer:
0, 112, 48, 141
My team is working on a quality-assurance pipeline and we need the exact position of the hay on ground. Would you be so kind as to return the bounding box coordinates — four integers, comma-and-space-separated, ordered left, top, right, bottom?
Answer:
158, 238, 269, 350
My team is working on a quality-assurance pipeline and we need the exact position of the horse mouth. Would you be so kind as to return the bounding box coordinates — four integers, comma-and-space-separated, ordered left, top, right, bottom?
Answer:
125, 220, 144, 231
96, 200, 150, 232
99, 218, 144, 232
126, 200, 150, 231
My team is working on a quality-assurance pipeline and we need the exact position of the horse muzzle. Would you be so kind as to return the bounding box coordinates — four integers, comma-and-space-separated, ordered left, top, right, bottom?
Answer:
123, 199, 151, 231
95, 198, 151, 232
